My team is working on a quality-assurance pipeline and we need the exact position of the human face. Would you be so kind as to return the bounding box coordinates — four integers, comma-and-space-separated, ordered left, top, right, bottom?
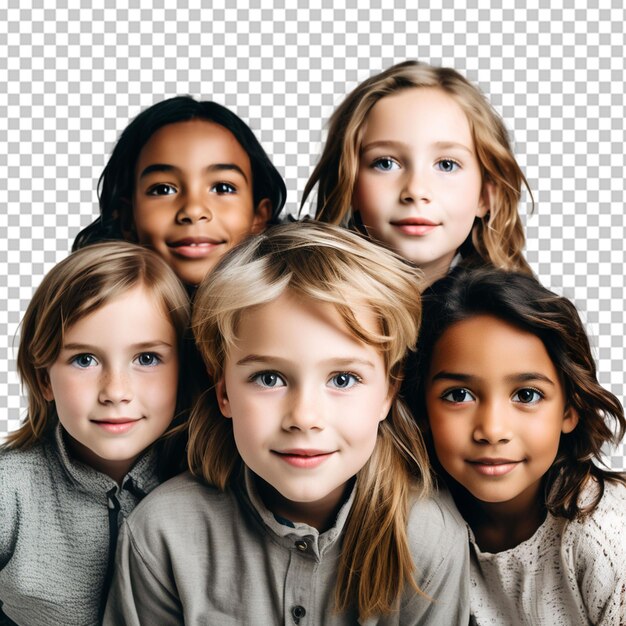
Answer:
44, 286, 179, 482
217, 292, 393, 530
425, 315, 578, 516
353, 88, 488, 285
132, 119, 271, 286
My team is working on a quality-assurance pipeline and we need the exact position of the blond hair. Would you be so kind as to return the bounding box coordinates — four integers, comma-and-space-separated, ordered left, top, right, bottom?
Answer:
188, 221, 432, 619
302, 60, 533, 273
5, 242, 191, 451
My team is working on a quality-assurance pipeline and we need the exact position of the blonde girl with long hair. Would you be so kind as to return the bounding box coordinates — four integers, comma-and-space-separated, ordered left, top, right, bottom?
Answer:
105, 221, 470, 625
302, 60, 533, 285
0, 242, 191, 626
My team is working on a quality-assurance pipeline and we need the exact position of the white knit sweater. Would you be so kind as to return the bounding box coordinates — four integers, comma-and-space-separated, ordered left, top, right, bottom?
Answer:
469, 479, 626, 626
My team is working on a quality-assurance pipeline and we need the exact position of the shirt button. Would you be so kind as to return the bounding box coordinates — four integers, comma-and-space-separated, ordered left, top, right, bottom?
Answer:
295, 540, 307, 551
291, 605, 306, 623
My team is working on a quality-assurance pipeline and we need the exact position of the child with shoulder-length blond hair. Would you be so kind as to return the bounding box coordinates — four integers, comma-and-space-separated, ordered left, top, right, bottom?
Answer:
302, 60, 533, 286
105, 221, 470, 625
0, 242, 191, 626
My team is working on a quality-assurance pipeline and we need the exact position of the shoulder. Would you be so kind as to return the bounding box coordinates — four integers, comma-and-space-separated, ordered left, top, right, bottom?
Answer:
124, 473, 236, 538
407, 487, 468, 546
407, 487, 469, 576
564, 478, 626, 561
0, 441, 52, 496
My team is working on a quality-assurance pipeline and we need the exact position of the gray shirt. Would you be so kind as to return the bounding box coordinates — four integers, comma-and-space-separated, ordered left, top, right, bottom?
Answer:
0, 425, 160, 626
105, 471, 470, 625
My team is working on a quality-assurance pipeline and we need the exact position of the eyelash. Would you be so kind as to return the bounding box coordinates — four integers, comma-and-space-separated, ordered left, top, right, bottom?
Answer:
69, 352, 163, 369
440, 388, 474, 404
248, 371, 363, 390
440, 387, 545, 405
370, 157, 461, 173
435, 158, 461, 173
70, 353, 98, 369
146, 182, 237, 196
134, 352, 163, 367
512, 388, 544, 405
371, 157, 400, 172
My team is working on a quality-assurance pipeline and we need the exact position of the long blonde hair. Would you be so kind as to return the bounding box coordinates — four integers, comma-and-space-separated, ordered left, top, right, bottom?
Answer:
5, 242, 191, 451
188, 221, 432, 619
301, 60, 533, 273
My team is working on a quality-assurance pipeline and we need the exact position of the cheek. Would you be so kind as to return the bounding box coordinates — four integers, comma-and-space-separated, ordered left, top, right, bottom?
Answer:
352, 175, 381, 218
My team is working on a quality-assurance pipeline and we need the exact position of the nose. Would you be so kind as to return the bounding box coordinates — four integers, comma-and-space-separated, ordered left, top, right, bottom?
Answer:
472, 399, 513, 444
282, 386, 324, 432
98, 367, 133, 405
175, 186, 213, 224
400, 167, 430, 205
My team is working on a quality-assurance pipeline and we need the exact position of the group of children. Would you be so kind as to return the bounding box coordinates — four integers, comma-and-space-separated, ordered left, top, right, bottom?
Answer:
0, 60, 624, 625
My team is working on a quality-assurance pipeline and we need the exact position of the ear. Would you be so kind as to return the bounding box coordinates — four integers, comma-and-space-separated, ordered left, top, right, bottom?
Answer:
41, 371, 54, 402
476, 181, 493, 218
379, 381, 398, 422
119, 201, 138, 242
561, 405, 579, 434
215, 378, 232, 418
250, 198, 272, 234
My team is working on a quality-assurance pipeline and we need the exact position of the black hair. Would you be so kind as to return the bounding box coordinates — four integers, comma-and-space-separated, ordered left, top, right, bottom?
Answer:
72, 96, 286, 250
404, 266, 625, 519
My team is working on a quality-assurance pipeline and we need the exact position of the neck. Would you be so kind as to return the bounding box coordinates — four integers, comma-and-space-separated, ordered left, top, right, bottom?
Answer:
452, 480, 547, 553
255, 476, 352, 532
418, 254, 455, 289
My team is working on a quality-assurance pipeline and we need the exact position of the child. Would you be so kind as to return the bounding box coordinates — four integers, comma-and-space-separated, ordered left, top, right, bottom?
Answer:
73, 96, 287, 288
0, 242, 191, 626
302, 60, 533, 285
408, 267, 626, 624
105, 221, 470, 625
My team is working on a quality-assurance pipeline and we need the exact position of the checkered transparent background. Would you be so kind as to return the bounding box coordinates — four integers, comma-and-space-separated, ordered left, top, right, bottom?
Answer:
0, 1, 624, 469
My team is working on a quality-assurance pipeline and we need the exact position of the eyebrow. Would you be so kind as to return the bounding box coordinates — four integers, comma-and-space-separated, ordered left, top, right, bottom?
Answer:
138, 162, 249, 183
431, 371, 556, 386
62, 341, 174, 351
235, 354, 377, 369
360, 139, 473, 155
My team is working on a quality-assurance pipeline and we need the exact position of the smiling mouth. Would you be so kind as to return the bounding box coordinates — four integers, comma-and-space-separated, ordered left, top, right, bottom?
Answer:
167, 238, 225, 259
390, 218, 439, 236
91, 418, 142, 434
467, 458, 523, 477
272, 449, 336, 469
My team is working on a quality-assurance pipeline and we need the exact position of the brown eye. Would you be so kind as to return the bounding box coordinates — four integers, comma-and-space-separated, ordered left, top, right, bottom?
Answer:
513, 388, 542, 404
147, 183, 177, 196
441, 388, 473, 403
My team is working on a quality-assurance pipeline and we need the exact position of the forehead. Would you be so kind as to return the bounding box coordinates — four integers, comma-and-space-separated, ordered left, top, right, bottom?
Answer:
361, 87, 473, 147
232, 292, 383, 353
430, 315, 558, 379
135, 119, 252, 177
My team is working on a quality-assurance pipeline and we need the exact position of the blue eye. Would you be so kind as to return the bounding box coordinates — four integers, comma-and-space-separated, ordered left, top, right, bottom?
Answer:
329, 372, 360, 390
435, 159, 460, 173
441, 388, 474, 403
252, 372, 286, 388
71, 354, 98, 369
512, 388, 543, 404
147, 183, 177, 196
372, 157, 400, 172
212, 182, 237, 194
135, 352, 161, 367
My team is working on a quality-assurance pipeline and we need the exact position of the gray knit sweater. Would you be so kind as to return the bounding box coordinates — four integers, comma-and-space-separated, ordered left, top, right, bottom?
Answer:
0, 424, 161, 626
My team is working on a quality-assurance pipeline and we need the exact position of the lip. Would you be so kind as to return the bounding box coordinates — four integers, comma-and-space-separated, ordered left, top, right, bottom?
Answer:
167, 237, 225, 259
272, 449, 336, 469
90, 418, 142, 434
467, 458, 523, 477
390, 217, 439, 236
